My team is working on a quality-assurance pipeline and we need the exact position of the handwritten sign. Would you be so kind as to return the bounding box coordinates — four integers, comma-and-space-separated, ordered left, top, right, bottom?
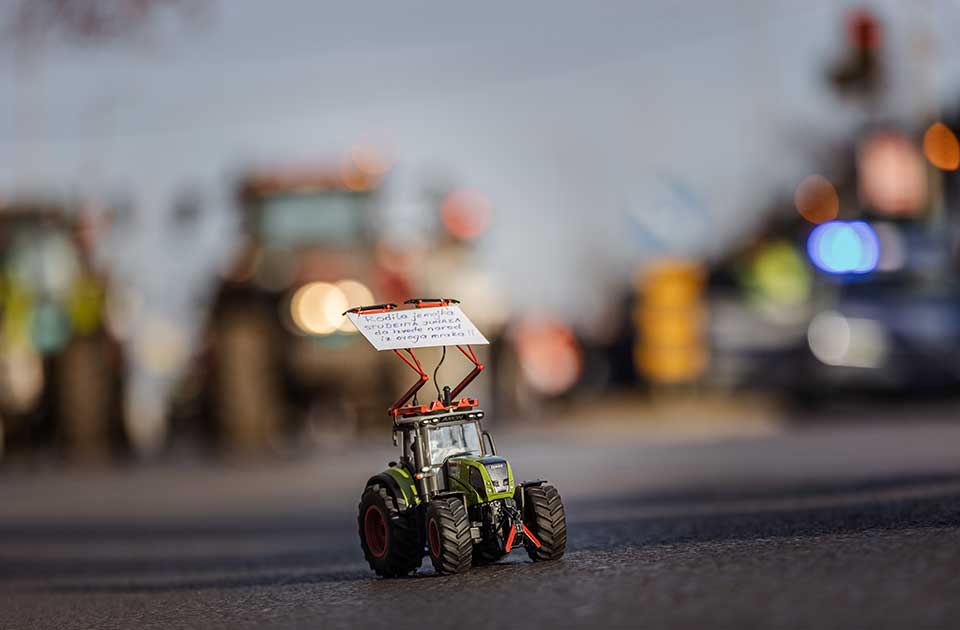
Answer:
345, 306, 489, 351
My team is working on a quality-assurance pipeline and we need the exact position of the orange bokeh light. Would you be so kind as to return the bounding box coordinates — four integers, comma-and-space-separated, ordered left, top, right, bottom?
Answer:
513, 318, 582, 396
440, 189, 492, 240
350, 144, 392, 176
794, 175, 839, 224
339, 159, 374, 192
922, 122, 960, 171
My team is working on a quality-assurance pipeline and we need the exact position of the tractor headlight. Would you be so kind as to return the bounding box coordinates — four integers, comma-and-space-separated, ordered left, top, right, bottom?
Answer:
334, 280, 374, 332
290, 282, 347, 335
289, 279, 374, 336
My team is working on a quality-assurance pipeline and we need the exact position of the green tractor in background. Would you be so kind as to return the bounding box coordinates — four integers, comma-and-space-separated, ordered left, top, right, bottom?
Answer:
350, 299, 566, 576
0, 203, 124, 459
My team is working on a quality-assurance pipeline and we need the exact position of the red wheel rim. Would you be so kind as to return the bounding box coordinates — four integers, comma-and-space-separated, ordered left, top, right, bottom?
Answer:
428, 518, 441, 558
364, 505, 389, 558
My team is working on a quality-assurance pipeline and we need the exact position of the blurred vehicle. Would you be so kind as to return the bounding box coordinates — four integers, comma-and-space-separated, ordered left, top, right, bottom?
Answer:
799, 224, 960, 396
706, 212, 815, 393
707, 200, 960, 404
0, 202, 124, 457
196, 162, 410, 450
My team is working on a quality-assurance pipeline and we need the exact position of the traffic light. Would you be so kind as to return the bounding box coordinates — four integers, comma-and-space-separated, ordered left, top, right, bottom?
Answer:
828, 8, 883, 97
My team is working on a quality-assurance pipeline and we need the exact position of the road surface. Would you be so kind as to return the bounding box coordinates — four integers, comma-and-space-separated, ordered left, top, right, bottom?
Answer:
2, 416, 960, 629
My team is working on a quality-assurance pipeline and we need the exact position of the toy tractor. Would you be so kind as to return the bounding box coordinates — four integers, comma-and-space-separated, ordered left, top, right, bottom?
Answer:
348, 299, 566, 576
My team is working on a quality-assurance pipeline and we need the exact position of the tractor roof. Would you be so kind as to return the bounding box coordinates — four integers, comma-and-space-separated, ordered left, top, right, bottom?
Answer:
393, 409, 485, 429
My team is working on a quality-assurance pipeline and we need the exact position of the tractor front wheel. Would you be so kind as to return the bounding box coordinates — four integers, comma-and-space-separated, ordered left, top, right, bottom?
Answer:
425, 497, 473, 575
472, 536, 507, 566
523, 484, 567, 562
358, 483, 422, 577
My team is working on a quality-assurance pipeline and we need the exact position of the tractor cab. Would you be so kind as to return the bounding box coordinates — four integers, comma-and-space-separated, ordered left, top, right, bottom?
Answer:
391, 408, 514, 506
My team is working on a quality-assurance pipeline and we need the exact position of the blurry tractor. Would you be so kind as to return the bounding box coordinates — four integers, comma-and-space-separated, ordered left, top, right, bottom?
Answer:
0, 202, 123, 458
204, 162, 409, 451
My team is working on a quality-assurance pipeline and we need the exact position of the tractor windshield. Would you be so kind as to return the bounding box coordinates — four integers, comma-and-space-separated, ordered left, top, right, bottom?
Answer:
256, 191, 367, 248
427, 422, 483, 462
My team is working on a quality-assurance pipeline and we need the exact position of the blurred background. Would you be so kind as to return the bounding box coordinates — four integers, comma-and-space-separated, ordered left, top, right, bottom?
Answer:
10, 3, 960, 627
2, 0, 960, 463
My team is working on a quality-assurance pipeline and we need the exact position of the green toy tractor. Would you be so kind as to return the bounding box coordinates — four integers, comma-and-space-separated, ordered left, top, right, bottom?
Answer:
348, 299, 566, 576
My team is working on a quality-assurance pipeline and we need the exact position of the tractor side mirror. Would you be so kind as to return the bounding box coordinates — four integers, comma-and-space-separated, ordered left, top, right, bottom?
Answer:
482, 431, 497, 456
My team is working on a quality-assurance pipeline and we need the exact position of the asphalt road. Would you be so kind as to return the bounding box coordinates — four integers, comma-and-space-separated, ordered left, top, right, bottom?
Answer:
3, 416, 960, 630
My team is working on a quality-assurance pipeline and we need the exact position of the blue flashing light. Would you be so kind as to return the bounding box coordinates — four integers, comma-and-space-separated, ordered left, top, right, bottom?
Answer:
849, 221, 880, 272
807, 220, 880, 275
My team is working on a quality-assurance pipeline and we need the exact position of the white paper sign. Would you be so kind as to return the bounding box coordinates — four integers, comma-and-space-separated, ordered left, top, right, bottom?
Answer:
345, 305, 489, 351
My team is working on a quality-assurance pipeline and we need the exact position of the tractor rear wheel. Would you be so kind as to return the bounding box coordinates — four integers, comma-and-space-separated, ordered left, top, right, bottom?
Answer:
425, 497, 473, 575
523, 484, 567, 561
56, 335, 115, 459
358, 483, 421, 577
213, 307, 284, 452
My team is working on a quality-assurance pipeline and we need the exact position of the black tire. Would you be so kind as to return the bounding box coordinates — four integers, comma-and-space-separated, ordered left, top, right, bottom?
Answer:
523, 484, 566, 562
472, 536, 507, 566
56, 335, 114, 458
426, 497, 473, 575
213, 307, 284, 452
358, 483, 422, 577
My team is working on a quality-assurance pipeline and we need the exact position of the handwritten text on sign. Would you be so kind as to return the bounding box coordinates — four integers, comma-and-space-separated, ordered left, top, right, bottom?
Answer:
345, 306, 489, 351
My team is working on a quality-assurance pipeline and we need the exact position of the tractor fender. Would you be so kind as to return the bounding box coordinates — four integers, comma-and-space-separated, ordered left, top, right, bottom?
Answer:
431, 491, 469, 514
367, 468, 420, 511
514, 480, 547, 511
516, 480, 547, 492
433, 490, 467, 501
